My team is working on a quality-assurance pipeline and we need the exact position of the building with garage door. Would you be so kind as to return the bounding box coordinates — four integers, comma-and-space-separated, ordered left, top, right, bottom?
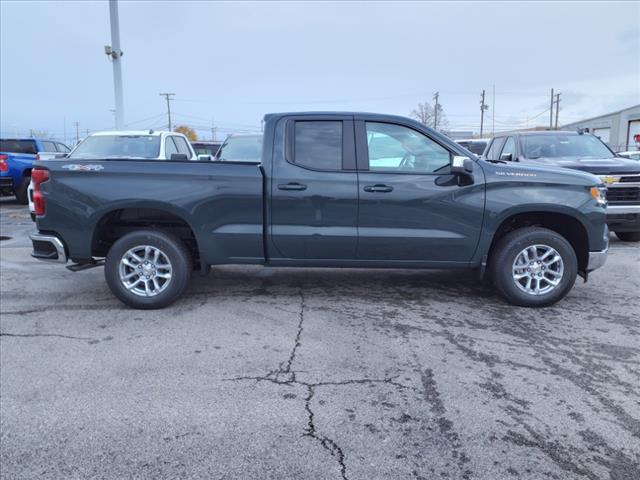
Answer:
561, 104, 640, 152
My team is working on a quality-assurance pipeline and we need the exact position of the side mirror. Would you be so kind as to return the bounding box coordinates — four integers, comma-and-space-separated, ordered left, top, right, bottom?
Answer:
500, 153, 513, 162
170, 153, 189, 161
451, 155, 474, 174
197, 154, 212, 161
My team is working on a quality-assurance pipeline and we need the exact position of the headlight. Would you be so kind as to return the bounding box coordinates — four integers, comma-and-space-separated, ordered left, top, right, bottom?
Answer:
590, 185, 607, 207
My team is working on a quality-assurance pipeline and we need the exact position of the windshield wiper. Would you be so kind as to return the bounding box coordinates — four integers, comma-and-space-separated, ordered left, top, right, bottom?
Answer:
484, 158, 507, 164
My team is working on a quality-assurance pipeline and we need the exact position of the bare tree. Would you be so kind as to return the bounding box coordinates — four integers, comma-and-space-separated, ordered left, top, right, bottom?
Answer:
410, 101, 449, 131
30, 129, 49, 138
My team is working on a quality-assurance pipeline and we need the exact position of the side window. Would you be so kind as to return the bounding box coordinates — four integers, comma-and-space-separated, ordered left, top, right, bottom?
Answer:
500, 137, 517, 160
172, 136, 192, 156
293, 121, 342, 170
57, 143, 71, 153
165, 136, 178, 158
486, 137, 506, 160
365, 122, 450, 174
41, 141, 57, 152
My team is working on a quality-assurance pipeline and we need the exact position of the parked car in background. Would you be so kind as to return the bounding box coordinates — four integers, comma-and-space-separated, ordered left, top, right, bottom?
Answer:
215, 134, 263, 162
455, 138, 490, 156
29, 112, 608, 309
191, 141, 222, 158
27, 131, 198, 219
483, 131, 640, 242
0, 138, 70, 203
617, 150, 640, 161
68, 130, 198, 161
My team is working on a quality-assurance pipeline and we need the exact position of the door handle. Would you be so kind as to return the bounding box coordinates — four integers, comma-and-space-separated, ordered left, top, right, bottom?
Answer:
278, 182, 307, 191
363, 184, 393, 193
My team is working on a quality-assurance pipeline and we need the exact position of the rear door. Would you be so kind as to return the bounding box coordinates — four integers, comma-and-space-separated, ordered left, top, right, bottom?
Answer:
270, 115, 358, 260
355, 118, 485, 263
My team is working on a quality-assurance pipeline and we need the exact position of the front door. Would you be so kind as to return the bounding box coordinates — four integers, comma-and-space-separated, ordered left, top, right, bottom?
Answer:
355, 119, 485, 263
270, 116, 358, 260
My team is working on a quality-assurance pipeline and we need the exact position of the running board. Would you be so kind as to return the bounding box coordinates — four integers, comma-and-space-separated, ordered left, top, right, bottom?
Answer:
66, 259, 105, 272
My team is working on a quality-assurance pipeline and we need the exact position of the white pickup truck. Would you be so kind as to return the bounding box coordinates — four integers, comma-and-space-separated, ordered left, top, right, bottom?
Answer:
29, 130, 198, 218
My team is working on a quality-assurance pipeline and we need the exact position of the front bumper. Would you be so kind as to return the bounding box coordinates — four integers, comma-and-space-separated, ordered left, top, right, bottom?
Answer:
606, 205, 640, 233
587, 248, 608, 272
30, 233, 68, 263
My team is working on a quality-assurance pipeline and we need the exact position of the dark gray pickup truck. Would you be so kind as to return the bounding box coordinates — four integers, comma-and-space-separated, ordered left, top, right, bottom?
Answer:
30, 112, 609, 309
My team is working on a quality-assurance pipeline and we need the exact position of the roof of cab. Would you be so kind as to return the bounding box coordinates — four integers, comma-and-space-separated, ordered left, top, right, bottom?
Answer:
494, 130, 582, 138
90, 130, 171, 137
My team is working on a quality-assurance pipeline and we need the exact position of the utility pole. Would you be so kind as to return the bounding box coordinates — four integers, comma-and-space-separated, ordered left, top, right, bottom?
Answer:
106, 0, 125, 129
74, 122, 80, 144
433, 91, 440, 130
160, 93, 175, 130
479, 90, 488, 137
550, 88, 554, 129
211, 118, 216, 141
492, 84, 495, 135
554, 92, 561, 129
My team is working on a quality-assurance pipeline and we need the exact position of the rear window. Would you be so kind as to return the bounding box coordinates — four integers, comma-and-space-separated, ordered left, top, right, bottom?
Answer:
294, 121, 342, 170
192, 143, 221, 156
69, 135, 161, 159
0, 139, 37, 155
216, 135, 263, 162
467, 141, 488, 155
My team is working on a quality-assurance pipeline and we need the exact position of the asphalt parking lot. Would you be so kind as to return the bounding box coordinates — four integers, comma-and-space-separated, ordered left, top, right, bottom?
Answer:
1, 197, 639, 480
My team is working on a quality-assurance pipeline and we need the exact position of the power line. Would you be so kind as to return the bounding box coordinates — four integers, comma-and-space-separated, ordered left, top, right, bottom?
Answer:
159, 93, 175, 130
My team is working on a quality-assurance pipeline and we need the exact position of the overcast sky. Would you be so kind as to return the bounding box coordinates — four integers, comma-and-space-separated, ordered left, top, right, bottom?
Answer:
1, 0, 638, 142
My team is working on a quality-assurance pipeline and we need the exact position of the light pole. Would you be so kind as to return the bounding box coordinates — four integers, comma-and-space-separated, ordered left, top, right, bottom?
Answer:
106, 0, 125, 129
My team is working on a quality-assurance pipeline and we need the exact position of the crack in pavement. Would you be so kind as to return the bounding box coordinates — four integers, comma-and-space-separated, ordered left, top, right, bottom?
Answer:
224, 290, 416, 480
303, 384, 347, 480
0, 332, 98, 342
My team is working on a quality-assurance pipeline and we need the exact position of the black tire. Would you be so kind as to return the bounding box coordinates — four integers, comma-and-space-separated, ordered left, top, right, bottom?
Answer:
489, 227, 577, 308
14, 176, 30, 205
104, 230, 192, 309
615, 231, 640, 242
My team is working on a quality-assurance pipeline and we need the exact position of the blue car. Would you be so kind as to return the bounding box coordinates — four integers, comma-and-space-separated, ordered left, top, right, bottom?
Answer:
0, 138, 71, 204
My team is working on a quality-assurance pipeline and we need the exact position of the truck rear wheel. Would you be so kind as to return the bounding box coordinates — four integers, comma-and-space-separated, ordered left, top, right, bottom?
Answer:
14, 176, 30, 205
104, 230, 192, 309
490, 227, 577, 308
615, 231, 640, 242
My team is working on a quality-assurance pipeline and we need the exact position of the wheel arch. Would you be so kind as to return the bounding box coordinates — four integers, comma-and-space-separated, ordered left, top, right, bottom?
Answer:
90, 203, 204, 270
486, 210, 590, 273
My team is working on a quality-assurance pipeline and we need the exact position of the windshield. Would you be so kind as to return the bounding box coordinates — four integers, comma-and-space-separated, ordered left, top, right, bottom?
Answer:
0, 139, 37, 154
216, 135, 262, 162
69, 135, 161, 159
522, 134, 613, 159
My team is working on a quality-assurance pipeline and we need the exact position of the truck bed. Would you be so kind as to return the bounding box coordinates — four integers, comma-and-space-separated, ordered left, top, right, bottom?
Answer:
36, 159, 265, 265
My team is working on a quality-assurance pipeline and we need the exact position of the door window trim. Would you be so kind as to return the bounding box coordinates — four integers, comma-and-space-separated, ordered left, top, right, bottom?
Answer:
284, 117, 356, 172
355, 119, 454, 175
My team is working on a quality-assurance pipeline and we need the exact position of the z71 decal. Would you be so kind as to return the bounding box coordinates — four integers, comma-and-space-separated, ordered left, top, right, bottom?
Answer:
62, 164, 105, 171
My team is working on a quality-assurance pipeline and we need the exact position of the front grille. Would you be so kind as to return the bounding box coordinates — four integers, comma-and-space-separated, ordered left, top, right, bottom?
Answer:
606, 187, 640, 203
620, 176, 640, 183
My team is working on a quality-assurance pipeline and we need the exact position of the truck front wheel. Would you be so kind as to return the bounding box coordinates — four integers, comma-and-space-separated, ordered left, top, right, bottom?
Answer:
490, 227, 577, 307
614, 231, 640, 242
104, 230, 192, 309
